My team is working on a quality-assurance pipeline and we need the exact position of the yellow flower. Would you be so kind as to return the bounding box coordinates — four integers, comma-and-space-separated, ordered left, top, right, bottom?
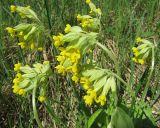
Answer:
18, 42, 26, 49
55, 65, 66, 75
56, 55, 65, 64
43, 61, 49, 65
14, 63, 21, 71
5, 27, 15, 37
77, 14, 82, 21
86, 0, 91, 4
83, 95, 93, 106
10, 5, 16, 13
72, 75, 79, 83
136, 37, 143, 43
132, 57, 138, 63
30, 43, 35, 50
38, 96, 46, 102
13, 85, 20, 94
83, 89, 96, 106
138, 59, 144, 65
96, 95, 106, 106
71, 64, 78, 74
53, 33, 64, 48
64, 24, 71, 33
80, 77, 91, 90
18, 89, 25, 95
38, 47, 43, 51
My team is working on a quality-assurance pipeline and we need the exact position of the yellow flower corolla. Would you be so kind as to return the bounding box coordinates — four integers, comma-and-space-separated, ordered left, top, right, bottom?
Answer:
37, 47, 43, 51
86, 0, 91, 4
6, 27, 15, 37
80, 77, 91, 90
96, 95, 106, 106
30, 43, 35, 50
136, 37, 143, 43
138, 59, 144, 65
18, 89, 25, 95
53, 33, 64, 48
64, 24, 71, 33
83, 89, 96, 106
14, 63, 21, 71
55, 65, 66, 75
10, 5, 16, 13
77, 14, 82, 21
38, 96, 46, 102
71, 75, 79, 83
18, 42, 26, 49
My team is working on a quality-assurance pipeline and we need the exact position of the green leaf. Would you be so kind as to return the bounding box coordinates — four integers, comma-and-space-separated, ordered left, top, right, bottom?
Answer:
111, 107, 134, 128
88, 109, 103, 128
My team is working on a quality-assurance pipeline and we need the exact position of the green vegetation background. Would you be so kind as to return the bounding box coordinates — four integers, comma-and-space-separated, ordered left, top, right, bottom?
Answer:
0, 0, 159, 127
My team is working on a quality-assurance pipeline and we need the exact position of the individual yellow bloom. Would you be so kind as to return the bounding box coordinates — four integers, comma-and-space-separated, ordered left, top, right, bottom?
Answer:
30, 43, 35, 50
71, 64, 78, 74
5, 27, 15, 37
10, 5, 16, 13
132, 57, 138, 63
55, 65, 66, 75
16, 73, 23, 80
77, 14, 82, 21
138, 59, 144, 65
18, 31, 24, 36
64, 24, 71, 33
53, 33, 64, 47
80, 77, 91, 90
38, 96, 46, 102
132, 47, 138, 53
13, 85, 20, 94
136, 37, 143, 43
18, 42, 26, 49
56, 55, 65, 64
72, 75, 79, 83
43, 61, 49, 65
18, 89, 25, 95
13, 78, 20, 85
83, 89, 96, 106
38, 47, 43, 51
83, 95, 93, 106
86, 0, 91, 4
14, 63, 21, 71
96, 95, 106, 106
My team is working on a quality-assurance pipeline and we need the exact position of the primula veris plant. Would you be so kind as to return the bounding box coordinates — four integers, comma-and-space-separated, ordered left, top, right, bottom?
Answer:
7, 0, 157, 127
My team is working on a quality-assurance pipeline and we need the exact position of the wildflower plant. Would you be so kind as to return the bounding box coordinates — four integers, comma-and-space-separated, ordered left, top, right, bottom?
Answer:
6, 0, 157, 128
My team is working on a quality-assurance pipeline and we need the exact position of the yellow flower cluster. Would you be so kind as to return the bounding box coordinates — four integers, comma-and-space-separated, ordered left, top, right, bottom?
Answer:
55, 48, 81, 83
12, 61, 52, 99
6, 28, 43, 51
132, 47, 144, 64
12, 63, 26, 96
80, 76, 108, 106
132, 37, 153, 65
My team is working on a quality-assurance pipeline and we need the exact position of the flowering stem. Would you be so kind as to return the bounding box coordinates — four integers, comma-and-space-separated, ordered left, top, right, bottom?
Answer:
32, 85, 43, 128
142, 46, 155, 100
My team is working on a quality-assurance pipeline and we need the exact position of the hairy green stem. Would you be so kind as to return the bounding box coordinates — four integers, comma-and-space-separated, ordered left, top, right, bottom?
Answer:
142, 46, 155, 100
32, 86, 43, 128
